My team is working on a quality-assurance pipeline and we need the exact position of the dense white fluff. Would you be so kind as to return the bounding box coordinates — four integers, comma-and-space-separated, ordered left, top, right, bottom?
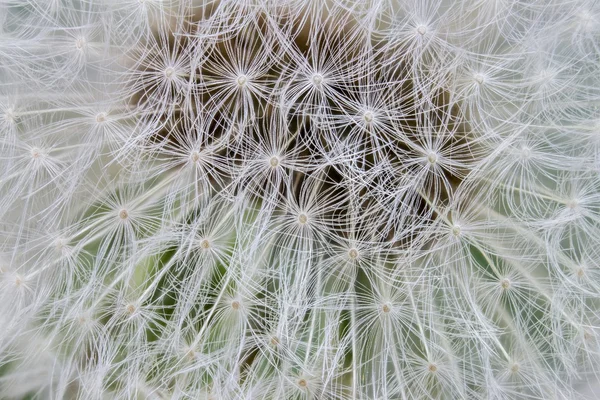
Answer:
1, 0, 600, 399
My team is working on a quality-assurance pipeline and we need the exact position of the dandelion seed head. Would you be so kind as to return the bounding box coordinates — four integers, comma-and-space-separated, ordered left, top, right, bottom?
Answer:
2, 1, 600, 398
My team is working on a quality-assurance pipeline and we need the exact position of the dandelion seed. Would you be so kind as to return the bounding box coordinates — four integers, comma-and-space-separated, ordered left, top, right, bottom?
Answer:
54, 238, 65, 250
269, 156, 279, 168
186, 348, 196, 361
510, 363, 520, 374
427, 151, 438, 165
95, 112, 107, 123
566, 199, 579, 210
126, 304, 136, 315
3, 108, 16, 124
473, 73, 485, 85
311, 73, 324, 87
298, 213, 308, 225
75, 37, 86, 50
236, 74, 248, 87
30, 148, 42, 159
348, 248, 359, 259
118, 209, 129, 220
451, 225, 461, 237
190, 151, 201, 164
416, 25, 428, 36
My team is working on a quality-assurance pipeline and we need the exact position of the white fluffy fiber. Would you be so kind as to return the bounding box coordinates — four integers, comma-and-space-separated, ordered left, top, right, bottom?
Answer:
1, 0, 600, 399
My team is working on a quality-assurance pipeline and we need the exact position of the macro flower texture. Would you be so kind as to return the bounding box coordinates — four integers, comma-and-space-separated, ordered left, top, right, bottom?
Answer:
1, 0, 600, 399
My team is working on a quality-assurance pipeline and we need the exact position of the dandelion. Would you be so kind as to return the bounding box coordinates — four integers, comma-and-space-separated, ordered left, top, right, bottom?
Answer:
1, 0, 600, 399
